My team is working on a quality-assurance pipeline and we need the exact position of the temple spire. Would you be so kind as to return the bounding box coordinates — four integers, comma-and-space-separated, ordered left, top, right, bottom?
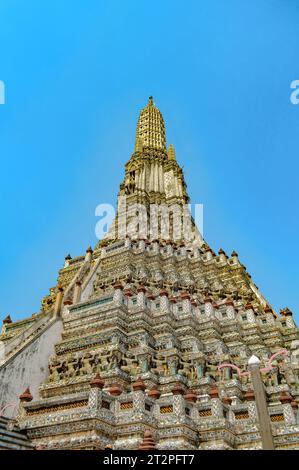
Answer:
135, 96, 166, 153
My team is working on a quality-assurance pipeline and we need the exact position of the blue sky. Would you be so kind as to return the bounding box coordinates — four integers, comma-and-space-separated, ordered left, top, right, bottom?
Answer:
0, 0, 298, 323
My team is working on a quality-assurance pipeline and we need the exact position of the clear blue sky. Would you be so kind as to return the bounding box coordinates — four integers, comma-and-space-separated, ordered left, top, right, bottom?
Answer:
0, 0, 298, 323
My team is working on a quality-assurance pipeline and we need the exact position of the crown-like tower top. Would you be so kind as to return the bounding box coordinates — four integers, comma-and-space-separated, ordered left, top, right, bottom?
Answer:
135, 96, 166, 153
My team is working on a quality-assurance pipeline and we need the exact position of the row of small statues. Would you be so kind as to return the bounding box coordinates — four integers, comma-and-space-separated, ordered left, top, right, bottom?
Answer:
47, 349, 217, 382
47, 348, 296, 387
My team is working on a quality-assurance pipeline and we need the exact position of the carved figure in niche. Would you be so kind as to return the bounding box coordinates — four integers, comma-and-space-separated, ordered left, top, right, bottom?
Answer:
81, 352, 93, 375
125, 171, 136, 195
66, 356, 81, 378
205, 362, 218, 380
121, 354, 140, 375
59, 361, 68, 379
92, 353, 100, 373
167, 356, 179, 375
184, 363, 197, 380
264, 369, 278, 387
108, 350, 122, 371
48, 359, 61, 383
220, 366, 232, 381
137, 354, 150, 373
274, 361, 287, 384
98, 351, 110, 373
240, 374, 250, 386
232, 371, 239, 381
151, 355, 168, 376
194, 359, 206, 380
178, 357, 192, 377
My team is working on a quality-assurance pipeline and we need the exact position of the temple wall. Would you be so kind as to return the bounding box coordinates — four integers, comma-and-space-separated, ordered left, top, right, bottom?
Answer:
0, 319, 62, 418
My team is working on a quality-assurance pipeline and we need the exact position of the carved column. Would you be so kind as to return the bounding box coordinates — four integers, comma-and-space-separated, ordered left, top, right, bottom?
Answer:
244, 303, 256, 323
204, 295, 214, 317
181, 292, 191, 314
169, 296, 178, 318
209, 385, 225, 419
225, 298, 235, 320
159, 290, 169, 313
172, 382, 185, 423
132, 378, 146, 416
137, 285, 147, 309
280, 308, 296, 328
88, 375, 105, 411
280, 392, 297, 425
191, 299, 199, 319
73, 281, 82, 304
264, 305, 275, 324
53, 285, 63, 318
113, 282, 124, 306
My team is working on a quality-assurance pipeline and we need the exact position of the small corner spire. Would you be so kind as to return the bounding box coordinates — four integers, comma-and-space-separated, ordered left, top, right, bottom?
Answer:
168, 144, 176, 161
3, 314, 12, 324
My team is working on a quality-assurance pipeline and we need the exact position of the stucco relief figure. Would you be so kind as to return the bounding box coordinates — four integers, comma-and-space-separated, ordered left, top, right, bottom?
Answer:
266, 369, 278, 387
81, 353, 93, 375
92, 353, 100, 373
151, 354, 168, 376
59, 361, 68, 379
194, 360, 205, 380
66, 356, 80, 379
125, 171, 136, 195
137, 354, 150, 373
108, 350, 122, 371
219, 365, 232, 381
205, 362, 218, 380
121, 354, 140, 375
167, 356, 179, 375
98, 351, 110, 373
48, 360, 61, 383
240, 374, 250, 386
178, 357, 192, 377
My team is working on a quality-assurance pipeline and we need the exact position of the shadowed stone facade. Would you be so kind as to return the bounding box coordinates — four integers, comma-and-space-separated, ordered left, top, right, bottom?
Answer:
0, 98, 298, 450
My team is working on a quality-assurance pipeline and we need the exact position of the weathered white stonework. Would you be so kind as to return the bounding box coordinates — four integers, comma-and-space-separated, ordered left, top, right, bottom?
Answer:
0, 319, 62, 417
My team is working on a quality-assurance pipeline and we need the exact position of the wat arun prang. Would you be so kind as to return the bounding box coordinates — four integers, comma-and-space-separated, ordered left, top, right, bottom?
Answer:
0, 97, 298, 450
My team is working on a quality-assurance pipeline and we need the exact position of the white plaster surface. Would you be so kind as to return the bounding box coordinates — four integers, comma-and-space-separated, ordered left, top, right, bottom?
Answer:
0, 319, 62, 417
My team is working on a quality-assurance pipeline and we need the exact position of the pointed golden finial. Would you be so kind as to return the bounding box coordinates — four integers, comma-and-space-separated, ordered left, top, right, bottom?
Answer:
168, 144, 176, 160
148, 96, 154, 107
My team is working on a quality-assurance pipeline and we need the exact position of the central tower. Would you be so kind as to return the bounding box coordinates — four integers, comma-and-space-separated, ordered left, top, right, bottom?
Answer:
101, 97, 198, 247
